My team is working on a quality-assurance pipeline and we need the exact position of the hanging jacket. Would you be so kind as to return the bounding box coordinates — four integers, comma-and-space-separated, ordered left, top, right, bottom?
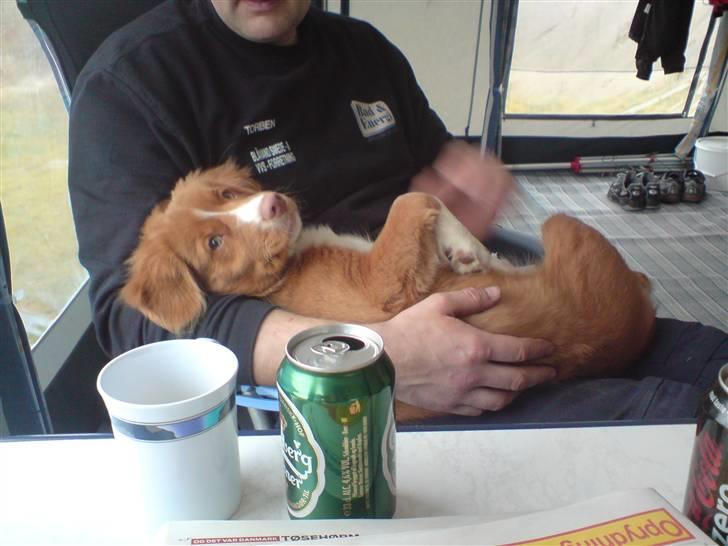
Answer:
629, 0, 695, 80
709, 0, 728, 15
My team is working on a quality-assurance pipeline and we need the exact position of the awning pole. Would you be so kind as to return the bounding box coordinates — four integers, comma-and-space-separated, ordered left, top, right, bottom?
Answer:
675, 13, 728, 159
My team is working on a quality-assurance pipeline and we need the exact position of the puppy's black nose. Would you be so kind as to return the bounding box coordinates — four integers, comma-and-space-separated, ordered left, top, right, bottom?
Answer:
260, 193, 287, 220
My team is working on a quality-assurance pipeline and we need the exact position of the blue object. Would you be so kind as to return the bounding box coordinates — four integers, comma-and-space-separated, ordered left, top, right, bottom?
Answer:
236, 386, 279, 413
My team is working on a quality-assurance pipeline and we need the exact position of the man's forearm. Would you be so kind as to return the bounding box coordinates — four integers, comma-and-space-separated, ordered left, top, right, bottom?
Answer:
252, 309, 331, 385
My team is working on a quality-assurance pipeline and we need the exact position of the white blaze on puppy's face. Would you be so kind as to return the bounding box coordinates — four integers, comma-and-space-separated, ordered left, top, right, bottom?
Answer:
203, 191, 299, 240
231, 193, 267, 224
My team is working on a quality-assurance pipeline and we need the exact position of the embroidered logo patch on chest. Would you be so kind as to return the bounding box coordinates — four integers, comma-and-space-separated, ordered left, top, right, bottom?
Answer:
350, 100, 396, 138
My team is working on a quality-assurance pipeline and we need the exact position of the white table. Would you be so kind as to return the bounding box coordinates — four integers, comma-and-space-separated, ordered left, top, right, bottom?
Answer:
0, 422, 696, 545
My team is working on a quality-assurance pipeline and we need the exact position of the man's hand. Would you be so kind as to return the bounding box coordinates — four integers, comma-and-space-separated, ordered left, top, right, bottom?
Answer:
371, 286, 555, 416
410, 140, 513, 241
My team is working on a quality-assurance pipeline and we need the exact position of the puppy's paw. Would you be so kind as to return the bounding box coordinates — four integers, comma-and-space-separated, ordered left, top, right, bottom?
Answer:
441, 243, 493, 274
435, 203, 494, 274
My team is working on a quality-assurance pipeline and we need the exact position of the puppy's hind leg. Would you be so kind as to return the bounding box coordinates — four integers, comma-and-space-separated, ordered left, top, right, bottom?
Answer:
365, 193, 444, 312
435, 199, 510, 273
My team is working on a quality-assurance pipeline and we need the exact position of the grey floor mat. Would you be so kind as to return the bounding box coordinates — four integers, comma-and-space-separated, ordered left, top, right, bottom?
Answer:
499, 171, 728, 330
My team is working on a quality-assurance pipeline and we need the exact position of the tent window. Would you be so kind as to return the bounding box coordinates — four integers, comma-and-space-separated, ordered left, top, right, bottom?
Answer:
506, 1, 717, 117
0, 2, 87, 346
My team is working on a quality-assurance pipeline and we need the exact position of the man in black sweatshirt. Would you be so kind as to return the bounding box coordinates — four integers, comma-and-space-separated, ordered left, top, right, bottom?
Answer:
69, 0, 726, 424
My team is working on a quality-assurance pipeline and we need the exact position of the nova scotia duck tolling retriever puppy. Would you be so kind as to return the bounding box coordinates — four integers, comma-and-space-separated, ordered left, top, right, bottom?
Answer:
120, 162, 656, 421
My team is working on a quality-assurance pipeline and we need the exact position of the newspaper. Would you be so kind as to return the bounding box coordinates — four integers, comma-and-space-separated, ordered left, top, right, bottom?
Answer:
155, 516, 485, 545
155, 488, 712, 545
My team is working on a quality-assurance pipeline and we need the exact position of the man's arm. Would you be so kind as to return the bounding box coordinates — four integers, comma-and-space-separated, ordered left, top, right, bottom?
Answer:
251, 288, 555, 416
371, 287, 554, 415
251, 310, 330, 385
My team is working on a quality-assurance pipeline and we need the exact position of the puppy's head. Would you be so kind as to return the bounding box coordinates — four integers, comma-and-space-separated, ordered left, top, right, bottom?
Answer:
120, 161, 302, 333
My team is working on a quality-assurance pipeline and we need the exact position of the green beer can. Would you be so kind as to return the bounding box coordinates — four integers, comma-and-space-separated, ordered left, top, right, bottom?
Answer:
276, 324, 396, 519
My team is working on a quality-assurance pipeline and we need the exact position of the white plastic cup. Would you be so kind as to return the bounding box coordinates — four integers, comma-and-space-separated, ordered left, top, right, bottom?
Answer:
97, 338, 242, 527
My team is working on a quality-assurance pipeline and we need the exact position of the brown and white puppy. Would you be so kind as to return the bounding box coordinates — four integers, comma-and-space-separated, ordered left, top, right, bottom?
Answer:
121, 161, 656, 420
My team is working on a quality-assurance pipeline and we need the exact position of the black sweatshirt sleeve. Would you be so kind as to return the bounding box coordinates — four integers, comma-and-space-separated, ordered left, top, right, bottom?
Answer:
68, 69, 275, 388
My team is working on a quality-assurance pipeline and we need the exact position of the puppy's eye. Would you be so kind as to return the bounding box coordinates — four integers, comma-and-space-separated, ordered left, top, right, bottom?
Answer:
221, 189, 237, 200
208, 235, 224, 250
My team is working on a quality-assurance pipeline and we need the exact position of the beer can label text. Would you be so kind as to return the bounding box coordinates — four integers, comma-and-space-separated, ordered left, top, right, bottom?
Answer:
279, 388, 326, 518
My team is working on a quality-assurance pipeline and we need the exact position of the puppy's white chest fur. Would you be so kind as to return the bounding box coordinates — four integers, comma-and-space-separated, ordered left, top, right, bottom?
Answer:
292, 204, 508, 274
294, 225, 373, 255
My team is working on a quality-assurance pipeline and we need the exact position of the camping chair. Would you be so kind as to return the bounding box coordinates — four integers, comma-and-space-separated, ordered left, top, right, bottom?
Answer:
15, 0, 543, 431
15, 0, 279, 429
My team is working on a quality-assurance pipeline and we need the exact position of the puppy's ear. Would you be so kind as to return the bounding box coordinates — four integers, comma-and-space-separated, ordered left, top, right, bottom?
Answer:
215, 159, 261, 192
120, 231, 206, 334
